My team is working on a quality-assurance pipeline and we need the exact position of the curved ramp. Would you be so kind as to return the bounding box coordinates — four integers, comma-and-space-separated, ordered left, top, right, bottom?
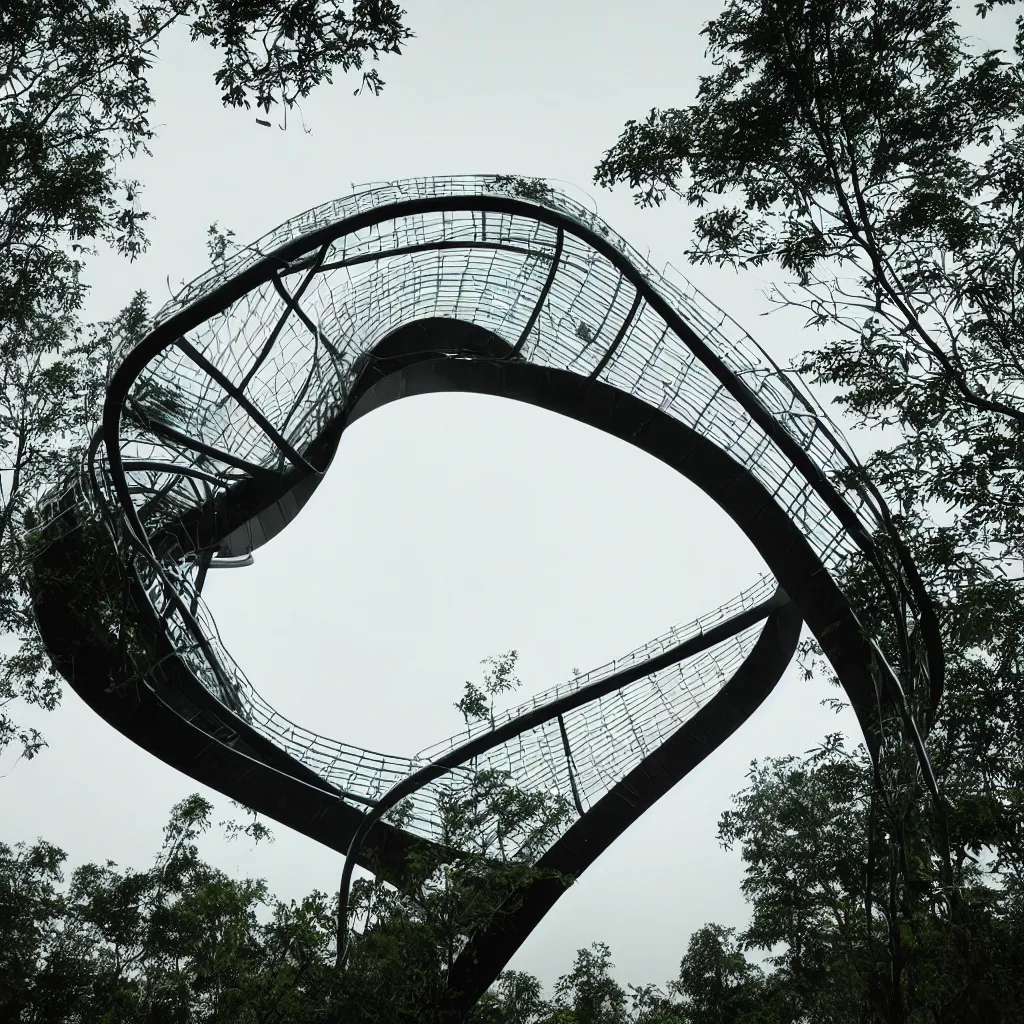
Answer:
28, 176, 940, 1009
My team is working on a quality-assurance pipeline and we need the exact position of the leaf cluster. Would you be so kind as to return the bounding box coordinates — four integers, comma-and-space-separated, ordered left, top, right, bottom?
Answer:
1, 0, 412, 761
0, 795, 342, 1022
597, 1, 1024, 1019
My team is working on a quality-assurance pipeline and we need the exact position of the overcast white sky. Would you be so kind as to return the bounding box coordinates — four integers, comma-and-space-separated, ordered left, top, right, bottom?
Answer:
3, 0, 1016, 994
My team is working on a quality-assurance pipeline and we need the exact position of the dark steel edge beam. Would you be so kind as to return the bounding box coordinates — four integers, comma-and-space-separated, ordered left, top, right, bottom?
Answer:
144, 319, 519, 559
134, 416, 277, 484
123, 459, 230, 490
336, 584, 791, 964
589, 288, 643, 381
311, 238, 551, 273
447, 597, 803, 1014
62, 434, 413, 874
44, 347, 902, 964
90, 327, 888, 847
237, 242, 331, 395
174, 336, 318, 475
556, 714, 585, 817
99, 192, 938, 713
390, 587, 784, 793
77, 186, 942, 988
26, 513, 414, 879
510, 226, 564, 357
350, 357, 882, 751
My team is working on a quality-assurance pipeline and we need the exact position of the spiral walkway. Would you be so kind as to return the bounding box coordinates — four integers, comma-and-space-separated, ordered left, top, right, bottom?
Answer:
28, 175, 940, 1011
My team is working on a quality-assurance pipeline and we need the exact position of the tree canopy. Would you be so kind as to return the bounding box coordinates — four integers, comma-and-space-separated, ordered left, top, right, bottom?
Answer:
0, 792, 777, 1023
5, 0, 1024, 1018
597, 0, 1024, 1020
0, 0, 412, 761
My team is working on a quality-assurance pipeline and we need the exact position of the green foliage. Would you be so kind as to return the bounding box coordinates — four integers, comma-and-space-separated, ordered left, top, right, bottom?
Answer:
0, 795, 345, 1022
181, 0, 409, 109
552, 944, 627, 1024
206, 222, 237, 267
713, 735, 1024, 1022
455, 651, 522, 730
472, 970, 550, 1024
473, 943, 696, 1024
595, 0, 1024, 609
11, 735, 1007, 1021
595, 0, 1024, 664
0, 0, 412, 761
489, 177, 556, 204
670, 926, 763, 1023
342, 765, 573, 1018
1, 796, 723, 1024
0, 295, 136, 763
597, 0, 1024, 1020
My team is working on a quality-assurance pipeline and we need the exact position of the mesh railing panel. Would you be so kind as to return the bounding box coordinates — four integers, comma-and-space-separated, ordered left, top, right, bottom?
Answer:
59, 176, 926, 855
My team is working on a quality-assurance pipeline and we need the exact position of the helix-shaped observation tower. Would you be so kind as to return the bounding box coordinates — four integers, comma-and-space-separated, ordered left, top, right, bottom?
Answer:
29, 175, 942, 1010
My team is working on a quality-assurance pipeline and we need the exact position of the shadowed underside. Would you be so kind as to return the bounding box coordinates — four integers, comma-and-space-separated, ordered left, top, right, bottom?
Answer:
28, 176, 940, 1014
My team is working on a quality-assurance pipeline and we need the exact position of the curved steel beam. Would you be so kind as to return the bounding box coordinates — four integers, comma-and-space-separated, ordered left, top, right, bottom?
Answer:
27, 177, 943, 1013
30, 356, 803, 883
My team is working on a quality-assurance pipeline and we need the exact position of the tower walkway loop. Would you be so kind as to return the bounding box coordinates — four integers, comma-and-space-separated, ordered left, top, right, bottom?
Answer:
28, 175, 941, 1013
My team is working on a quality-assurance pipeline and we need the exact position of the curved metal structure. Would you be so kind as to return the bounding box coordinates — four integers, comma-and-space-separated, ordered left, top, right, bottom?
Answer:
28, 175, 941, 1013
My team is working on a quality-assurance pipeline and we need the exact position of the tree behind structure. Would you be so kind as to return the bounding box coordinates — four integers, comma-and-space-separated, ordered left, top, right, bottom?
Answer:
597, 0, 1024, 1019
0, 0, 412, 763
